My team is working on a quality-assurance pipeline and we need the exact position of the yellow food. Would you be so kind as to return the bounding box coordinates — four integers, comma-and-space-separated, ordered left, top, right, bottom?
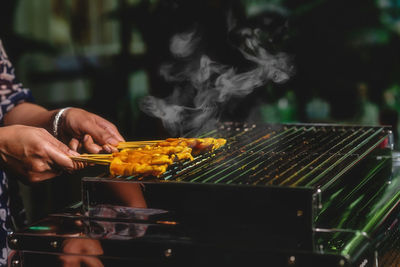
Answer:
110, 138, 226, 177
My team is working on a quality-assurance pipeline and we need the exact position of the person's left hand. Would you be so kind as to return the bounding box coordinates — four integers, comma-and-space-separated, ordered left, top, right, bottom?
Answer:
59, 108, 125, 154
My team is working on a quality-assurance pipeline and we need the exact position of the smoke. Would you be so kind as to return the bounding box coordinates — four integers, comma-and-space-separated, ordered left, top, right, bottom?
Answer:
140, 11, 295, 136
169, 30, 200, 58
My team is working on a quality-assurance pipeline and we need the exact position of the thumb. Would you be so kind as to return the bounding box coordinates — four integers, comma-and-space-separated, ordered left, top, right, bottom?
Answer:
45, 139, 81, 172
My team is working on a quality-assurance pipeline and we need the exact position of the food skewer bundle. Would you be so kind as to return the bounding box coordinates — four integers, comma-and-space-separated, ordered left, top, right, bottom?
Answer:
72, 138, 226, 177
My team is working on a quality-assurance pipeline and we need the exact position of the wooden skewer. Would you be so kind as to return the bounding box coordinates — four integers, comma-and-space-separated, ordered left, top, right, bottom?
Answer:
117, 144, 151, 148
70, 156, 111, 165
119, 140, 162, 144
117, 141, 161, 149
79, 154, 113, 158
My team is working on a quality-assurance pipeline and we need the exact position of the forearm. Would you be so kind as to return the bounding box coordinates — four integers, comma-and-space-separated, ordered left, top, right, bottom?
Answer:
3, 102, 57, 133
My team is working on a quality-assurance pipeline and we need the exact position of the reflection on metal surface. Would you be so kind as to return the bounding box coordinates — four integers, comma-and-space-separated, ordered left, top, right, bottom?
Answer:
88, 204, 168, 221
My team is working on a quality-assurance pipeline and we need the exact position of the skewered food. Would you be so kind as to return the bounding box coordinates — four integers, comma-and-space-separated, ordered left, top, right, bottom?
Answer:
108, 138, 226, 177
72, 138, 226, 177
156, 138, 226, 154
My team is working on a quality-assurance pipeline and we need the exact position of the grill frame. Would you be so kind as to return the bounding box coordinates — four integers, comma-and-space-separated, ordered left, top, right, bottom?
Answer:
81, 123, 393, 251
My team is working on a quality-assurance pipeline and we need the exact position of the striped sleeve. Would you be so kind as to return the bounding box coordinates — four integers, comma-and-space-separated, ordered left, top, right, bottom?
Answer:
0, 39, 33, 125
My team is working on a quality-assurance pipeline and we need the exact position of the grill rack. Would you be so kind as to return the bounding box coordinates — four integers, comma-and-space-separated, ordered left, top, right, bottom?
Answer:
110, 123, 392, 188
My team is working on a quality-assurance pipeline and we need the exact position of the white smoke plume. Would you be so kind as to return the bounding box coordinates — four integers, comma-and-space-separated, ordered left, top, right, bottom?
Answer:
169, 30, 200, 58
140, 14, 295, 136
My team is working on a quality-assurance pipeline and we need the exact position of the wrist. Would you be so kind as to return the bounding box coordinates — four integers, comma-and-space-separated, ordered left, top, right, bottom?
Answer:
52, 107, 71, 139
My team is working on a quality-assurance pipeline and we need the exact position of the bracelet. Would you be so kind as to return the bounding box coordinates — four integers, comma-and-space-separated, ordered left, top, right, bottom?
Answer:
53, 107, 70, 138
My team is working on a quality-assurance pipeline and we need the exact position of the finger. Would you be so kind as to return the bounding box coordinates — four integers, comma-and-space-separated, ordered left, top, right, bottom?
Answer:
103, 144, 118, 153
82, 134, 103, 154
96, 117, 125, 143
44, 140, 81, 172
45, 133, 81, 157
87, 117, 125, 146
69, 138, 80, 151
68, 160, 86, 171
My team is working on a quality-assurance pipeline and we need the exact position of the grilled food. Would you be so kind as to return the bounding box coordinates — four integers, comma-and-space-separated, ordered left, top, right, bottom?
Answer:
110, 138, 226, 177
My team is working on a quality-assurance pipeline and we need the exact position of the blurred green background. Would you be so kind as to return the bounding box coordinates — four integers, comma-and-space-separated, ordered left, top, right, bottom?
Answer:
2, 0, 400, 223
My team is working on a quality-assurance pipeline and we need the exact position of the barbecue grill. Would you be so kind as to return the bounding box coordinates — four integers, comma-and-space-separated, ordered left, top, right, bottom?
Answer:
8, 123, 400, 267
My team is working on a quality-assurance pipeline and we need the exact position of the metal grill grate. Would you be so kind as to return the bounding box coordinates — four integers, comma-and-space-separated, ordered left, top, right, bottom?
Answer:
116, 123, 391, 188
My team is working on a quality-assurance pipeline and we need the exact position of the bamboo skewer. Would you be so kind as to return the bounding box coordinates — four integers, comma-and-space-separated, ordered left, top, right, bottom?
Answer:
69, 141, 161, 165
119, 140, 163, 143
79, 154, 113, 158
117, 140, 162, 149
70, 156, 111, 165
71, 140, 165, 165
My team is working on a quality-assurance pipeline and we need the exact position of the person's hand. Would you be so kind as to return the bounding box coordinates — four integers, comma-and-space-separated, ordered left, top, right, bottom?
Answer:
59, 108, 124, 153
0, 125, 83, 183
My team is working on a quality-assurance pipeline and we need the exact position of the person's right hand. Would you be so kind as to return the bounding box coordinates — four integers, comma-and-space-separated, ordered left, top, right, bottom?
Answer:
0, 125, 83, 183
